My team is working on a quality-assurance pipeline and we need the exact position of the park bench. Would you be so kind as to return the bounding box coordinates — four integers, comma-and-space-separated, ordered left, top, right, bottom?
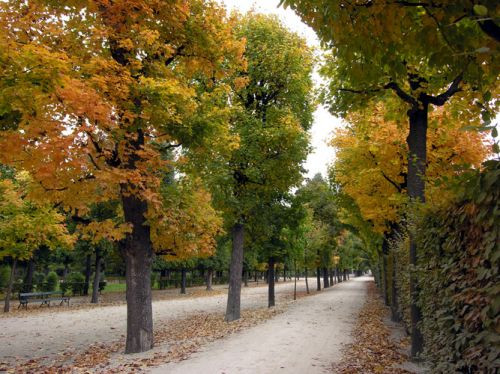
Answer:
18, 291, 70, 309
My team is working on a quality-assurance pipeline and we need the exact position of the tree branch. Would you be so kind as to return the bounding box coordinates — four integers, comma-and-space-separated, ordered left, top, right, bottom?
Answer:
384, 82, 418, 106
425, 73, 463, 106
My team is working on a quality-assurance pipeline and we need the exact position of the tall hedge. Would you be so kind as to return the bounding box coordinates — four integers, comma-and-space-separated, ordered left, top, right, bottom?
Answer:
417, 161, 499, 372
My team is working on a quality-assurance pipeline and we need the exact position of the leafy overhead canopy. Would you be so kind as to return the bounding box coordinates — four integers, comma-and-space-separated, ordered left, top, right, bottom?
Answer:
282, 0, 499, 119
0, 0, 245, 257
332, 102, 489, 232
207, 13, 315, 223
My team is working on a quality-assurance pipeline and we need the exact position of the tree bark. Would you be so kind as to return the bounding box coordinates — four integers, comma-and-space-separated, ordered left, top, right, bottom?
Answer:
206, 268, 213, 291
329, 268, 334, 286
4, 259, 17, 313
83, 254, 92, 296
225, 223, 244, 322
382, 240, 390, 306
343, 269, 347, 281
24, 258, 34, 293
91, 248, 102, 304
122, 192, 154, 354
268, 257, 275, 307
243, 269, 248, 287
305, 267, 309, 294
322, 267, 329, 288
316, 267, 321, 291
407, 105, 427, 358
180, 268, 187, 294
391, 251, 401, 322
336, 267, 342, 283
293, 261, 297, 301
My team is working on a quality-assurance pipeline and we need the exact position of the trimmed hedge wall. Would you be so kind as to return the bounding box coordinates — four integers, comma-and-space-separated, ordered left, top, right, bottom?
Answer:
416, 161, 499, 372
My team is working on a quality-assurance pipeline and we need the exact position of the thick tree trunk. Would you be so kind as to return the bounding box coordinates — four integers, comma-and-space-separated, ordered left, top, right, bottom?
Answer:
122, 192, 154, 354
329, 268, 334, 286
305, 267, 309, 294
316, 267, 321, 291
84, 254, 92, 296
225, 223, 244, 322
24, 258, 34, 293
343, 269, 347, 281
180, 268, 187, 294
4, 259, 17, 313
407, 105, 427, 358
322, 267, 329, 288
268, 257, 275, 308
206, 268, 213, 291
91, 248, 102, 304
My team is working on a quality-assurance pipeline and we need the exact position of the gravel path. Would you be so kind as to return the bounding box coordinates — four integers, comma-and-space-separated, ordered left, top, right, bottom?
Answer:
150, 276, 370, 374
0, 280, 302, 364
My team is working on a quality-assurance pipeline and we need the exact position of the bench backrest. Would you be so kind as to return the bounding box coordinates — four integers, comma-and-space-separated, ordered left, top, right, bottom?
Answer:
19, 291, 65, 299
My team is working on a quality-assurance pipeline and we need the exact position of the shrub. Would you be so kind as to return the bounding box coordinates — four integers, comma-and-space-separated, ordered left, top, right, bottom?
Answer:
65, 272, 85, 296
44, 271, 59, 292
0, 265, 10, 291
33, 272, 45, 291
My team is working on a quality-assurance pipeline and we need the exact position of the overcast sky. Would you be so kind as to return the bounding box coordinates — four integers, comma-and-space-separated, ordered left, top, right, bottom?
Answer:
218, 0, 343, 180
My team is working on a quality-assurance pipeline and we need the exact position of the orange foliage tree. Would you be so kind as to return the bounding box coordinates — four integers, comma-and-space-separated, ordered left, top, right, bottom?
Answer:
0, 0, 245, 353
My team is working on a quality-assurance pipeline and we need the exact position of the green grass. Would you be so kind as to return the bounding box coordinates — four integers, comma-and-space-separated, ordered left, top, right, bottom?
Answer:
100, 282, 126, 293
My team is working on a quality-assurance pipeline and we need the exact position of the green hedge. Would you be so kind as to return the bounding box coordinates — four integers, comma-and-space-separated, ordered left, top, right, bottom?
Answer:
416, 161, 499, 372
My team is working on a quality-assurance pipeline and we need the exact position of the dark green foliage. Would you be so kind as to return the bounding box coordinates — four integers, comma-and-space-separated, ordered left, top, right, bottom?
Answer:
33, 272, 46, 291
43, 271, 58, 292
64, 272, 85, 296
0, 265, 9, 290
416, 161, 499, 372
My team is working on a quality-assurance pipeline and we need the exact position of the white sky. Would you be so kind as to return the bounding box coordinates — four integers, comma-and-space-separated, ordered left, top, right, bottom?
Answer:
218, 0, 343, 179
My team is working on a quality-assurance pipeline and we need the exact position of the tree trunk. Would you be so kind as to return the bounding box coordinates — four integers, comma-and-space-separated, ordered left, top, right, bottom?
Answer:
275, 267, 279, 283
24, 258, 34, 293
407, 105, 427, 358
206, 268, 213, 291
254, 270, 258, 284
305, 267, 309, 294
268, 257, 275, 307
391, 250, 401, 322
329, 268, 334, 286
322, 267, 329, 288
343, 269, 347, 281
225, 223, 244, 322
122, 192, 154, 354
4, 258, 17, 313
316, 267, 321, 291
293, 262, 297, 301
83, 254, 92, 296
243, 269, 248, 287
91, 248, 102, 304
180, 268, 187, 294
382, 240, 390, 306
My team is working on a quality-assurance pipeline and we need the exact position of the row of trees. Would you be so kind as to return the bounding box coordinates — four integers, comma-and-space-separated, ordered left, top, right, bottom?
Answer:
0, 0, 365, 354
281, 0, 498, 362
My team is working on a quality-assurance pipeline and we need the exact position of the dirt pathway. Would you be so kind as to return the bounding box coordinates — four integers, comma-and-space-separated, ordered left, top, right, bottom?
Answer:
150, 276, 370, 374
0, 280, 301, 365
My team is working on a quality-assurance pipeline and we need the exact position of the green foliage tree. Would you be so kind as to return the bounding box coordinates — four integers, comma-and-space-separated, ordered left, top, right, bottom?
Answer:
0, 172, 74, 312
281, 0, 499, 356
201, 13, 314, 321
